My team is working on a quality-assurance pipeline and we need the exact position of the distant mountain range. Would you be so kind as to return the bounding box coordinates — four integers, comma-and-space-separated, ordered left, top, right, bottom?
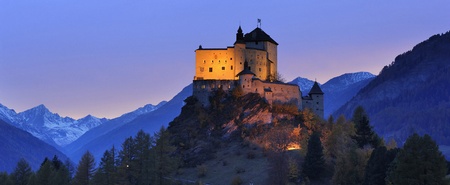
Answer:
0, 118, 69, 173
0, 101, 166, 149
64, 84, 191, 163
335, 31, 450, 147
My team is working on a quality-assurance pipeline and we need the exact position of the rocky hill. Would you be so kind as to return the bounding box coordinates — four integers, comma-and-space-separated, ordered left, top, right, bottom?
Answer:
334, 31, 450, 145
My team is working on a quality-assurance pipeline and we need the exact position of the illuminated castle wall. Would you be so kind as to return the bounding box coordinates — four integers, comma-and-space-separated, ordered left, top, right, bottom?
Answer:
192, 25, 324, 118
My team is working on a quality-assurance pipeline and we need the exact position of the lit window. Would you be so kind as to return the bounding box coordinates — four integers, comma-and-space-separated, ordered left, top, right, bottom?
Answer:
209, 68, 213, 72
201, 85, 205, 89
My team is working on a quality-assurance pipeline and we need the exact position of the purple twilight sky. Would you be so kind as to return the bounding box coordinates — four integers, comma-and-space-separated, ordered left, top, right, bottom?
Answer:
1, 1, 449, 119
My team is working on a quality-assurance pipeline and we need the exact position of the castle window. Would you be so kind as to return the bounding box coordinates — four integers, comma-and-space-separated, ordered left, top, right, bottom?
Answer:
225, 60, 227, 63
248, 67, 251, 70
211, 84, 215, 88
203, 60, 206, 64
230, 65, 233, 70
209, 67, 213, 72
219, 60, 221, 63
211, 60, 214, 64
243, 85, 245, 88
259, 68, 261, 72
222, 67, 225, 70
230, 58, 233, 60
201, 85, 205, 89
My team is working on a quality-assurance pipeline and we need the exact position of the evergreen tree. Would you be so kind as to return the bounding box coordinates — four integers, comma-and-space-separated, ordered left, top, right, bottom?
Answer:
363, 146, 399, 185
388, 133, 449, 185
0, 172, 13, 185
352, 106, 380, 148
93, 146, 118, 185
134, 130, 153, 185
10, 158, 32, 185
302, 132, 325, 180
152, 126, 178, 185
36, 159, 52, 185
117, 137, 137, 185
72, 151, 96, 185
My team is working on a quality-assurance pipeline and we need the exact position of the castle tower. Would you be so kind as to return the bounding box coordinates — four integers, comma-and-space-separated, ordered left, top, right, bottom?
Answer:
308, 81, 324, 118
237, 61, 255, 93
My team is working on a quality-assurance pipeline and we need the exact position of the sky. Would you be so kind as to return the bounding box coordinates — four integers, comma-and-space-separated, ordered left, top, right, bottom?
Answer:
1, 1, 449, 119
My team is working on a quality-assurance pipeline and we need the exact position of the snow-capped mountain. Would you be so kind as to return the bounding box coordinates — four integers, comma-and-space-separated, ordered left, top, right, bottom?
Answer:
322, 72, 375, 90
64, 101, 167, 155
1, 104, 107, 147
288, 77, 317, 93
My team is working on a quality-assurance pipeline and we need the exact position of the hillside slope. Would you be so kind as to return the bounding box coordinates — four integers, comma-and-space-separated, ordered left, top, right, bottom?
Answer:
334, 31, 450, 145
0, 119, 69, 173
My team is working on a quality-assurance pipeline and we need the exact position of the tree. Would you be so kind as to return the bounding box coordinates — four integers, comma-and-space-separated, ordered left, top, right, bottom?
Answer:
363, 146, 398, 185
36, 159, 52, 185
134, 130, 153, 185
302, 132, 325, 180
352, 106, 380, 148
10, 158, 32, 185
117, 137, 136, 185
93, 146, 118, 185
0, 172, 13, 185
72, 151, 96, 185
387, 134, 449, 185
152, 126, 178, 185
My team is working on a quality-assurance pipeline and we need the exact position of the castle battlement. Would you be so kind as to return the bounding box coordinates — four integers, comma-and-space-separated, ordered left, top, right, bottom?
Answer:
193, 25, 324, 118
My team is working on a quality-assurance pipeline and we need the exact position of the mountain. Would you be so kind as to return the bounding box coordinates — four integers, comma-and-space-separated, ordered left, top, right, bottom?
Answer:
0, 104, 108, 147
334, 31, 450, 146
64, 101, 167, 155
322, 72, 375, 117
66, 84, 192, 162
289, 77, 316, 93
289, 73, 375, 118
0, 118, 69, 173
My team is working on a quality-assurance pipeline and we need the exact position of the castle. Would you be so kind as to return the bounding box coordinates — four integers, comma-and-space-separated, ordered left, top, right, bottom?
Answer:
192, 25, 324, 118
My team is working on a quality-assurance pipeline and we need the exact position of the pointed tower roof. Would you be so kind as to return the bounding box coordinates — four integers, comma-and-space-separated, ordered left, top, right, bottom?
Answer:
236, 61, 256, 76
309, 81, 324, 95
244, 27, 278, 45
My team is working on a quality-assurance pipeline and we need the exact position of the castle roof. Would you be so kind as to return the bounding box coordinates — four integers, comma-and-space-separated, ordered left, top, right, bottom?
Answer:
309, 81, 324, 95
236, 68, 256, 77
244, 27, 278, 45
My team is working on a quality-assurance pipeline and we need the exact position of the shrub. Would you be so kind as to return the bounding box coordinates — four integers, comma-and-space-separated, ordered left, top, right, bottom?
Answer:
197, 164, 208, 177
235, 167, 246, 174
231, 176, 243, 185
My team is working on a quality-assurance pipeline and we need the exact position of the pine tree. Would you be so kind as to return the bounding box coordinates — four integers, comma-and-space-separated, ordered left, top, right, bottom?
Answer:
72, 151, 96, 185
302, 132, 325, 180
117, 137, 137, 185
10, 158, 32, 185
93, 146, 118, 185
363, 146, 399, 185
152, 126, 178, 185
352, 106, 380, 148
36, 159, 52, 185
0, 172, 13, 185
388, 133, 449, 185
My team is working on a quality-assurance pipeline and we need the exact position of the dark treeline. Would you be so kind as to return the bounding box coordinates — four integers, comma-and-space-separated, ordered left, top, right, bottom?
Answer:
0, 127, 178, 185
